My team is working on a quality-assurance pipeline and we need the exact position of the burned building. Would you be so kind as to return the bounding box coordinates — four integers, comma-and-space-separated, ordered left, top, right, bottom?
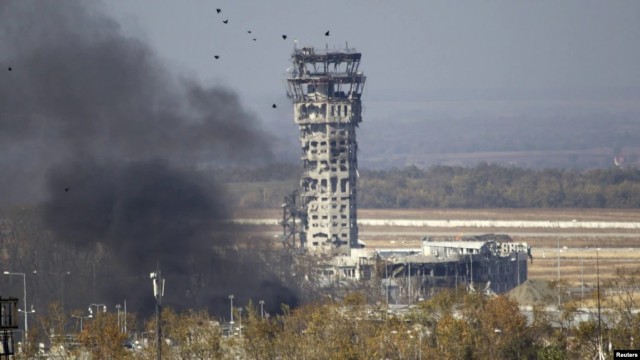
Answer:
286, 46, 365, 256
281, 48, 530, 299
378, 236, 532, 303
307, 234, 531, 302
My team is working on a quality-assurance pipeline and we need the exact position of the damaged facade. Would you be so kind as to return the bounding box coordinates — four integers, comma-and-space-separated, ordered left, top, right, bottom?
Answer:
380, 236, 532, 301
282, 48, 530, 300
324, 235, 531, 302
286, 46, 366, 256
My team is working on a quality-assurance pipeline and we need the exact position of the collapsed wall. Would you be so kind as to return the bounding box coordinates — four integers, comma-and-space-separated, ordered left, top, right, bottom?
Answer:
287, 46, 366, 256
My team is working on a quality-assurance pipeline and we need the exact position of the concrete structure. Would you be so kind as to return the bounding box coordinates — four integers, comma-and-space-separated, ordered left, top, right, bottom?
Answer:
379, 235, 531, 302
287, 46, 366, 255
280, 49, 530, 298
311, 234, 530, 302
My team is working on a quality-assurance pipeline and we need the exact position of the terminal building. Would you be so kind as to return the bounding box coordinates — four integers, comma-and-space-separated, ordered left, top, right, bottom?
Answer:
323, 234, 531, 302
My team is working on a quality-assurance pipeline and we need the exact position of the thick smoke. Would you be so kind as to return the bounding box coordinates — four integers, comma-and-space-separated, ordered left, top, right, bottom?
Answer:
42, 160, 226, 272
0, 1, 296, 315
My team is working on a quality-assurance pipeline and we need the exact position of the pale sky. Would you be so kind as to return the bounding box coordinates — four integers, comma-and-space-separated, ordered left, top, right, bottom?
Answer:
104, 0, 640, 104
95, 0, 640, 168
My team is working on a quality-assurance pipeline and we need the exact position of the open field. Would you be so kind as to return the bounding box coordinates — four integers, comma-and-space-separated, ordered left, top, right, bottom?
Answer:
232, 208, 640, 287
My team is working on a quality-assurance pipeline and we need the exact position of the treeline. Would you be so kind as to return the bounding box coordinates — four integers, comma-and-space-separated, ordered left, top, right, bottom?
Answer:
359, 163, 640, 208
218, 163, 640, 209
21, 275, 640, 360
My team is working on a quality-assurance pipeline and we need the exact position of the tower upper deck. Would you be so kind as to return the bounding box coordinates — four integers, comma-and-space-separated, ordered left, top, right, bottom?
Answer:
287, 47, 366, 102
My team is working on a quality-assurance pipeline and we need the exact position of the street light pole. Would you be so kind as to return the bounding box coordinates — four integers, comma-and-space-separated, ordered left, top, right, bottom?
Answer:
59, 271, 70, 313
408, 262, 412, 304
116, 304, 122, 332
581, 257, 584, 302
150, 267, 165, 360
517, 253, 520, 285
259, 300, 265, 318
229, 295, 234, 326
238, 308, 243, 337
124, 299, 127, 333
556, 221, 561, 307
88, 303, 107, 317
385, 259, 389, 309
72, 314, 92, 332
3, 271, 32, 342
49, 271, 71, 313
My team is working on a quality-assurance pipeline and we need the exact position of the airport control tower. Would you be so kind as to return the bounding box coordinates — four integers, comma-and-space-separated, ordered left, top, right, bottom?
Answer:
287, 46, 366, 256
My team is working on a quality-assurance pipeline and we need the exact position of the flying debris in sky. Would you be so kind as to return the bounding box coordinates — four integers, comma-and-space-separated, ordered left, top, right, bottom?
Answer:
247, 30, 252, 34
272, 104, 277, 108
252, 38, 257, 41
325, 30, 330, 36
216, 8, 221, 14
0, 0, 296, 318
281, 35, 287, 40
223, 19, 228, 24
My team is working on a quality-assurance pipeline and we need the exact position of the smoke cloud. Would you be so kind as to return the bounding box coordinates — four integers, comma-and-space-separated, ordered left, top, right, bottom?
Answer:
0, 1, 295, 315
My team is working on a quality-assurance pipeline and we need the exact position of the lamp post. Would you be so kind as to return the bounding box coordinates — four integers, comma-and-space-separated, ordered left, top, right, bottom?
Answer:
511, 253, 521, 286
408, 261, 412, 304
229, 295, 234, 326
596, 247, 605, 360
60, 271, 70, 312
150, 268, 164, 360
52, 271, 71, 313
88, 303, 107, 317
385, 259, 389, 309
259, 300, 265, 318
72, 314, 92, 332
517, 253, 520, 285
3, 271, 35, 342
556, 221, 561, 307
124, 300, 127, 333
238, 308, 243, 337
581, 256, 585, 302
116, 304, 122, 332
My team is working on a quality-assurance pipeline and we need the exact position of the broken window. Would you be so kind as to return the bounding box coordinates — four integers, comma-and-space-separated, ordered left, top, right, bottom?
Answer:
330, 177, 337, 192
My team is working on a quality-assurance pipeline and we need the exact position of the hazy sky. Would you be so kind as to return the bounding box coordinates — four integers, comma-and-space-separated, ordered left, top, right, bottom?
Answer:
104, 0, 640, 106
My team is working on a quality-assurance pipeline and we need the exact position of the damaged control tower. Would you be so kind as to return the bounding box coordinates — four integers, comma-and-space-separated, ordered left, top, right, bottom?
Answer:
286, 46, 366, 256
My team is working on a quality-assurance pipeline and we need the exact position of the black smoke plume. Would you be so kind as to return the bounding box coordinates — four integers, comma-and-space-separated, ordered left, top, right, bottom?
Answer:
0, 1, 296, 315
